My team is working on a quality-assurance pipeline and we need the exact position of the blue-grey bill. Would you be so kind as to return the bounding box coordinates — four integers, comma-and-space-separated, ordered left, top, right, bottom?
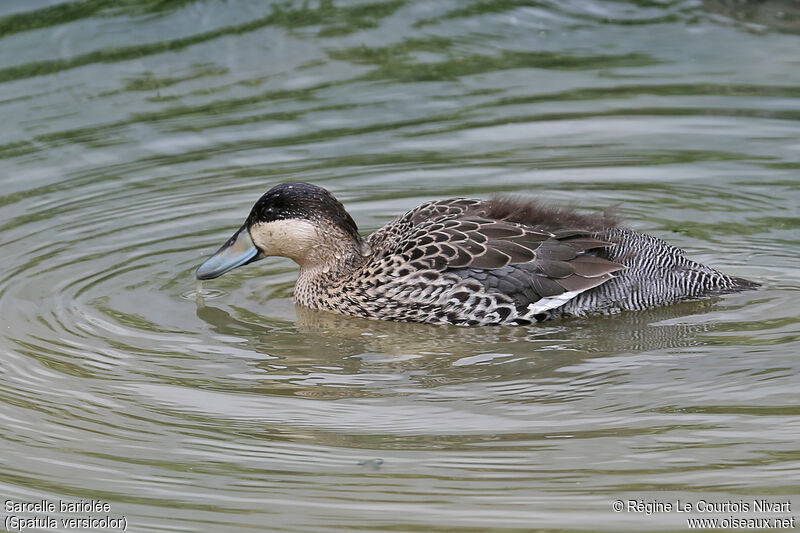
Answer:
196, 225, 260, 280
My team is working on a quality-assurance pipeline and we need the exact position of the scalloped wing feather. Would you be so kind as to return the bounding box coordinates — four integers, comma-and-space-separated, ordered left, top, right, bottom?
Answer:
368, 198, 626, 320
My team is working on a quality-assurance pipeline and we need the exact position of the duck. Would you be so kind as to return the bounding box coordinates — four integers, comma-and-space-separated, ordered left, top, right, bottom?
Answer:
196, 182, 757, 326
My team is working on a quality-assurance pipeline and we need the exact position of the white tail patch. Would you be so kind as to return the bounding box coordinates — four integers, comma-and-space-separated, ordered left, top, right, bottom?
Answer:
527, 290, 582, 314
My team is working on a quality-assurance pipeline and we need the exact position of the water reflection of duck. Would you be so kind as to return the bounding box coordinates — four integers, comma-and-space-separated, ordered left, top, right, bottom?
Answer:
196, 182, 757, 326
195, 298, 749, 375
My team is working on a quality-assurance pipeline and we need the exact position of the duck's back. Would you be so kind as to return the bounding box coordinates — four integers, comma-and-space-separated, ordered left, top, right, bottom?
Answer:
356, 197, 755, 325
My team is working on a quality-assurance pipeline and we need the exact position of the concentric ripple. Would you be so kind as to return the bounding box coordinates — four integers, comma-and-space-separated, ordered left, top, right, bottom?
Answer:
1, 1, 799, 532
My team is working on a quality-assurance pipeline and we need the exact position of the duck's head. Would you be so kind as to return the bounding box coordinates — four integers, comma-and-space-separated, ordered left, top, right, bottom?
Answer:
196, 182, 365, 280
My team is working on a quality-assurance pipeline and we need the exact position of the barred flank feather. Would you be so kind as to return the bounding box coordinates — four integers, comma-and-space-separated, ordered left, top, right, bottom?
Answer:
546, 227, 757, 319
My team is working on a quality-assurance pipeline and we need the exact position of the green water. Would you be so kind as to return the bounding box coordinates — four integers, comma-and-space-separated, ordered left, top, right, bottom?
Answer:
1, 1, 798, 532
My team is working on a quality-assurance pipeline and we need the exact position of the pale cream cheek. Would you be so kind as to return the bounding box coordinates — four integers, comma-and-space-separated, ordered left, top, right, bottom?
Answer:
250, 220, 319, 261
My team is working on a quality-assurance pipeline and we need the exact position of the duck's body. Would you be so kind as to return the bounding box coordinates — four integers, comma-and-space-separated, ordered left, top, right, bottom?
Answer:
196, 183, 756, 326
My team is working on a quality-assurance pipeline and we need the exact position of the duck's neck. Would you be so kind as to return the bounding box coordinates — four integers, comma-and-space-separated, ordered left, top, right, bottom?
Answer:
293, 231, 369, 309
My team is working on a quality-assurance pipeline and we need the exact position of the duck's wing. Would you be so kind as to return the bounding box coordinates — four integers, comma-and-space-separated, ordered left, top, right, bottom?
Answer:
367, 198, 483, 250
387, 213, 626, 314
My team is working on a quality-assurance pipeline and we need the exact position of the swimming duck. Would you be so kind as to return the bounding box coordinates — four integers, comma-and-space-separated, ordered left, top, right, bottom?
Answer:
196, 182, 756, 326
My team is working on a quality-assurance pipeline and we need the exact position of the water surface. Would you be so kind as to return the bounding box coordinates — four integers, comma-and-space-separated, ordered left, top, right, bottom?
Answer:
1, 1, 798, 531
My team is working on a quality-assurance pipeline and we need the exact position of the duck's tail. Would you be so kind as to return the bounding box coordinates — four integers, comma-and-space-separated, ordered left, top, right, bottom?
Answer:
727, 276, 761, 292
